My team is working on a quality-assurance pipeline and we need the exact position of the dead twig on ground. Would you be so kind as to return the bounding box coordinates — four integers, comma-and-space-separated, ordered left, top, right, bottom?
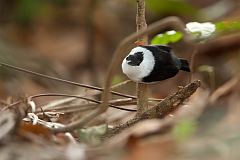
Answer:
104, 80, 200, 138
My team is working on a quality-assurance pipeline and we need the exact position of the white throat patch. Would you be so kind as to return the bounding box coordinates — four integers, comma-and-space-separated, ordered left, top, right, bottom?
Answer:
122, 47, 155, 82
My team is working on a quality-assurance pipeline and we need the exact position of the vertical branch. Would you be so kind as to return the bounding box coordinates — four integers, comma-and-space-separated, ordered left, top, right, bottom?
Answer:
136, 0, 148, 43
136, 0, 148, 115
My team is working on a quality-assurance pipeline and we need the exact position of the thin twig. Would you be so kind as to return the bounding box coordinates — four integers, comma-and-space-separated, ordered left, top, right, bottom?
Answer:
2, 93, 137, 112
110, 98, 137, 106
209, 74, 240, 103
197, 33, 240, 56
38, 105, 98, 114
136, 0, 149, 115
40, 98, 137, 111
1, 101, 21, 111
39, 98, 139, 115
36, 80, 135, 112
191, 33, 240, 70
111, 80, 132, 89
29, 93, 137, 112
0, 62, 137, 99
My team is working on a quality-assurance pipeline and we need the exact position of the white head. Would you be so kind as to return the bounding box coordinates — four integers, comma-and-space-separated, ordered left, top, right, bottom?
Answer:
121, 46, 155, 82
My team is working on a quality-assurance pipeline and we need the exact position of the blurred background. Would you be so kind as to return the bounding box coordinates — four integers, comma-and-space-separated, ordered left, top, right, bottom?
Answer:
1, 1, 240, 160
0, 0, 239, 99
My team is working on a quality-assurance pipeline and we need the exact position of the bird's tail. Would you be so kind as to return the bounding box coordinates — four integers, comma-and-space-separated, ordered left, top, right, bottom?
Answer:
179, 59, 190, 72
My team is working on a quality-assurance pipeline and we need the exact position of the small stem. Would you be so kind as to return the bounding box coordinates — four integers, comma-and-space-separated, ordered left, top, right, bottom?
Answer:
29, 93, 137, 112
136, 83, 148, 114
40, 98, 137, 113
136, 0, 148, 115
0, 62, 137, 99
111, 80, 132, 89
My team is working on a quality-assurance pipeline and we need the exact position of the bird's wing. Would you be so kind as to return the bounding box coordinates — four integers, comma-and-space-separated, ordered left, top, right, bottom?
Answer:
153, 45, 172, 53
141, 45, 172, 54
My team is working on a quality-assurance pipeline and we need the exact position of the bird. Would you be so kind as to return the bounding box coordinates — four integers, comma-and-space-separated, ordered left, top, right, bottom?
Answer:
121, 45, 190, 83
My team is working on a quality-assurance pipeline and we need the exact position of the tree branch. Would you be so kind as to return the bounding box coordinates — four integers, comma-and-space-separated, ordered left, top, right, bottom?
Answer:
136, 0, 149, 115
105, 80, 200, 138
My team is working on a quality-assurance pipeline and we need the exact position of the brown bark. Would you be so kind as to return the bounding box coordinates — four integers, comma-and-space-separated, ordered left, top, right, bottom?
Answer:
136, 0, 149, 115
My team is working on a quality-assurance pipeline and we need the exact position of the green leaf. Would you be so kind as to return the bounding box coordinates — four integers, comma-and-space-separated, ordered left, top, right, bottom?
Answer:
16, 0, 43, 24
145, 0, 198, 18
112, 75, 124, 86
168, 31, 183, 42
172, 119, 196, 142
78, 124, 108, 146
215, 21, 240, 33
151, 31, 183, 45
151, 34, 168, 45
198, 65, 214, 73
53, 0, 67, 6
151, 21, 240, 45
215, 22, 227, 32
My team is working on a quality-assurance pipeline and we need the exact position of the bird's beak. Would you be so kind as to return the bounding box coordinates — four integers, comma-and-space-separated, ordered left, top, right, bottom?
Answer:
126, 59, 135, 66
126, 56, 132, 64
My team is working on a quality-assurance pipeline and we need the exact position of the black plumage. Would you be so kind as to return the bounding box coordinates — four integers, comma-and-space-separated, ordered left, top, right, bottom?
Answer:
142, 45, 189, 82
122, 45, 190, 83
126, 52, 143, 66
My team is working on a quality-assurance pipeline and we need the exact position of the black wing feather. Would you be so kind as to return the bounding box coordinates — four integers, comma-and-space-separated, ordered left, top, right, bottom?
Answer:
153, 45, 172, 53
141, 45, 179, 83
